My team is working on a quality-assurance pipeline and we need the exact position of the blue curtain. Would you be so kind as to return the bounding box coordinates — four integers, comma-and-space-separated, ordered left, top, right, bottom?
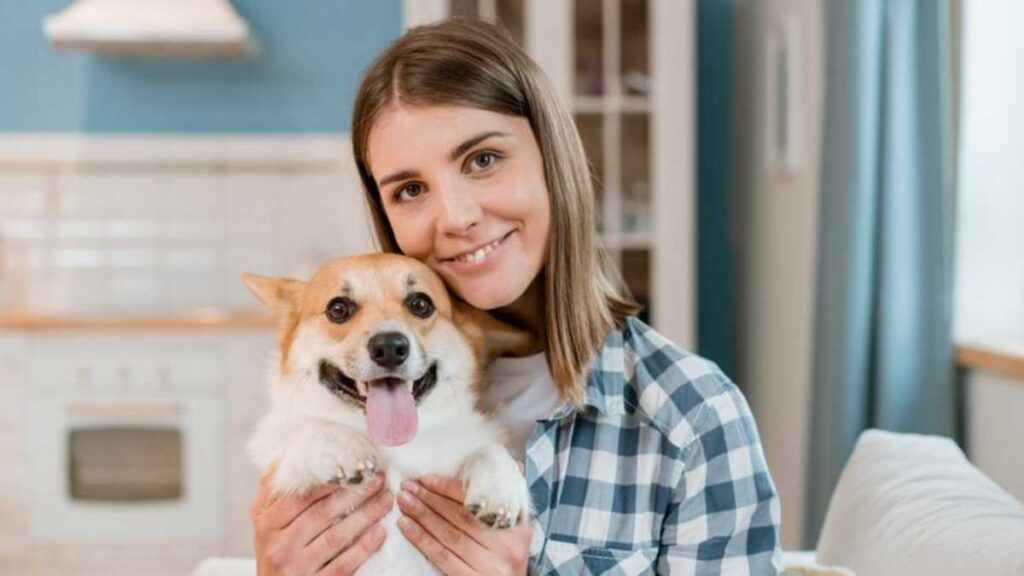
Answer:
697, 0, 736, 379
805, 0, 956, 547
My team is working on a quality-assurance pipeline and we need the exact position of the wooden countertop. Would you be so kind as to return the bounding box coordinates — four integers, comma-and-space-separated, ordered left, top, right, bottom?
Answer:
957, 341, 1024, 381
0, 311, 278, 331
2, 314, 1020, 380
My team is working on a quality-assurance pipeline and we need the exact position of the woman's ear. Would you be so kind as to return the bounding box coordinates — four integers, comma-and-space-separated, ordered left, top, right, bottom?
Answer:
452, 300, 538, 363
242, 272, 306, 313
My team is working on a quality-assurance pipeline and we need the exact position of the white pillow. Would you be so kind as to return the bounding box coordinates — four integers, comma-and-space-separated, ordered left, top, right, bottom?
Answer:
815, 429, 1024, 576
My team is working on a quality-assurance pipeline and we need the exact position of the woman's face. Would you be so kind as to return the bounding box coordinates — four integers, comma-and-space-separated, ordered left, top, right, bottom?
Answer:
366, 104, 551, 310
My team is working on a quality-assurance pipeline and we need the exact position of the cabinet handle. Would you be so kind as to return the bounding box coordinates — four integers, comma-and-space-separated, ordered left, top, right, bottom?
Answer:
766, 13, 803, 175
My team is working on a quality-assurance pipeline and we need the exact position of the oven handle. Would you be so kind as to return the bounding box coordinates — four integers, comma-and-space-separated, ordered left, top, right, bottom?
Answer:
66, 401, 181, 421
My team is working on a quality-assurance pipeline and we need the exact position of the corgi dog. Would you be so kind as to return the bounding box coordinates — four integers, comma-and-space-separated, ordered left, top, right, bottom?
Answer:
243, 253, 535, 575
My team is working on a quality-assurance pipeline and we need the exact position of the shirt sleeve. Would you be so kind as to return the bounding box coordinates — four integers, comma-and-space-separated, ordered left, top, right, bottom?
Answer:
657, 380, 782, 575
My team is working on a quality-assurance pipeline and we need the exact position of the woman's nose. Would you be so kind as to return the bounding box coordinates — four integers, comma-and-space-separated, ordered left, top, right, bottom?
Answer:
437, 183, 483, 237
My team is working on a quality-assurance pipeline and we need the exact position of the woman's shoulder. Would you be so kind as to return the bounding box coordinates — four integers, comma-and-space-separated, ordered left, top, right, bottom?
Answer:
585, 316, 756, 450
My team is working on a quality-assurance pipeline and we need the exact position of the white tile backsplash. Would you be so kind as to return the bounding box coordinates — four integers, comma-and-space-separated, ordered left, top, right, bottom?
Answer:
2, 219, 49, 240
1, 137, 373, 314
0, 175, 48, 218
61, 173, 167, 218
107, 218, 163, 239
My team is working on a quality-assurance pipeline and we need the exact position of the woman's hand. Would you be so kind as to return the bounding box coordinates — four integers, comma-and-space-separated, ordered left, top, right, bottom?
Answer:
251, 465, 394, 575
396, 474, 532, 576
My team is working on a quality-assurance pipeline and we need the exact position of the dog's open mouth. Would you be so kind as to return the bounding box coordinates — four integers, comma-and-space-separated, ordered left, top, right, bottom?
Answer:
318, 361, 438, 408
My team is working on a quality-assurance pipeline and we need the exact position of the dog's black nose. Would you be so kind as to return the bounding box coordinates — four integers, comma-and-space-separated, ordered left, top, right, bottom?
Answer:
368, 332, 410, 369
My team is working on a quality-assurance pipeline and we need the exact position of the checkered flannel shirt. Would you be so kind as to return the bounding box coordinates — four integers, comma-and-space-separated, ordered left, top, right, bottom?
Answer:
524, 317, 782, 575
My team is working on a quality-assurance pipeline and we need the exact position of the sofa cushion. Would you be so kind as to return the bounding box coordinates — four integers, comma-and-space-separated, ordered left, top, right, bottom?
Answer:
815, 429, 1024, 576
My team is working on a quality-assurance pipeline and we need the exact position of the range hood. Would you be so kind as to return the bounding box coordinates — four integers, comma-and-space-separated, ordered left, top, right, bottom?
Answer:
43, 0, 253, 57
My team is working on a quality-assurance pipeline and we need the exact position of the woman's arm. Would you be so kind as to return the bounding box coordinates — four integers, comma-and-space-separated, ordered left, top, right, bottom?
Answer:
657, 383, 783, 575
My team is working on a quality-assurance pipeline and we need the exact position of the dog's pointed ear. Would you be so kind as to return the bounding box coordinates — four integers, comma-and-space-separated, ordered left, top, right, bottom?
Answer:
242, 272, 305, 313
452, 300, 538, 363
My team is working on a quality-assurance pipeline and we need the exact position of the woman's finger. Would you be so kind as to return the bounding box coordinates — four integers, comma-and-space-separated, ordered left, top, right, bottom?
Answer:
397, 516, 474, 576
406, 479, 489, 545
257, 483, 339, 531
420, 473, 533, 568
419, 474, 468, 502
302, 484, 394, 572
249, 464, 279, 520
398, 481, 490, 565
291, 474, 387, 546
318, 522, 388, 576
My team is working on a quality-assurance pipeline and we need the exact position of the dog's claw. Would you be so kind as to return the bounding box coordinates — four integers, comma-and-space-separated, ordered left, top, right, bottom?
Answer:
328, 465, 348, 485
344, 458, 379, 485
496, 509, 513, 529
468, 500, 519, 529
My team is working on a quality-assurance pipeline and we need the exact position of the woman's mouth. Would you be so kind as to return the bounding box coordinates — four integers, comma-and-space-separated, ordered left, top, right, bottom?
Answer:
443, 230, 515, 267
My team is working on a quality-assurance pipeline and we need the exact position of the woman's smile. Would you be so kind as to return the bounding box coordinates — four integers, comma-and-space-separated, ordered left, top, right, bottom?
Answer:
440, 229, 516, 270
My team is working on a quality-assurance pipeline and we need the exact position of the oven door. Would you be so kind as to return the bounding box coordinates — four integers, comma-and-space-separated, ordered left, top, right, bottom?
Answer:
27, 393, 224, 541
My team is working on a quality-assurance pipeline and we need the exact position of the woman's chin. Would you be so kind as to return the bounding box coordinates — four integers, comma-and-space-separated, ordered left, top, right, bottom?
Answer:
452, 281, 523, 311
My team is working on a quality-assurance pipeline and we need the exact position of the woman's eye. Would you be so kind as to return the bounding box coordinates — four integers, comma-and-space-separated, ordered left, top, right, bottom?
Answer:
395, 183, 423, 202
470, 151, 499, 171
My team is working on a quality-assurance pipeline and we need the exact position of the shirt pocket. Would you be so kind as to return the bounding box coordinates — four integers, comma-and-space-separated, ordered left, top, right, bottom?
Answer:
540, 540, 658, 576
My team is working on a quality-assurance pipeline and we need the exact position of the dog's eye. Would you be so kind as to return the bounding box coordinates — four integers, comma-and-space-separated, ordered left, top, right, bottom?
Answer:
325, 297, 357, 323
405, 292, 434, 319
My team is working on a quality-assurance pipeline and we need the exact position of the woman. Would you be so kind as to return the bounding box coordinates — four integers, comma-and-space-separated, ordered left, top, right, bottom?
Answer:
251, 18, 781, 576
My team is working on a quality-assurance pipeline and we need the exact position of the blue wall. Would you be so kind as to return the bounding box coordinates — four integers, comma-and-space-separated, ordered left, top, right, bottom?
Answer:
0, 1, 402, 132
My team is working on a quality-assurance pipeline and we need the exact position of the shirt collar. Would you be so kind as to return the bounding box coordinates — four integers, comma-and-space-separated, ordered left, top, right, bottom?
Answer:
542, 321, 630, 421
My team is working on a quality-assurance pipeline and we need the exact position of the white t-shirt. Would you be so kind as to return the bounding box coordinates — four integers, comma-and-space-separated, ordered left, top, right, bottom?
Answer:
483, 352, 561, 463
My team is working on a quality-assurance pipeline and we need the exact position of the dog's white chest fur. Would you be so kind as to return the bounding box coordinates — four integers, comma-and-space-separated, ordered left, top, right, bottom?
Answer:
248, 347, 531, 575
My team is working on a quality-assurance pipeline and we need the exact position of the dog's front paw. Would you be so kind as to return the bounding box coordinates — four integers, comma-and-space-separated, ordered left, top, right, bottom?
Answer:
461, 447, 531, 529
272, 426, 381, 495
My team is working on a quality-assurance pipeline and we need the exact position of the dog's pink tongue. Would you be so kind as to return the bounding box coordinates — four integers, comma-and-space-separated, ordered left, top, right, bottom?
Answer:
365, 378, 418, 446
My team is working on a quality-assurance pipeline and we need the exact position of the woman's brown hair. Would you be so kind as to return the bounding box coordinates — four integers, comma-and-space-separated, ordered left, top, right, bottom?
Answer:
351, 18, 639, 407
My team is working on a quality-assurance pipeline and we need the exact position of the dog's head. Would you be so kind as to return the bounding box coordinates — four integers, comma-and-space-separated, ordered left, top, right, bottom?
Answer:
243, 253, 533, 447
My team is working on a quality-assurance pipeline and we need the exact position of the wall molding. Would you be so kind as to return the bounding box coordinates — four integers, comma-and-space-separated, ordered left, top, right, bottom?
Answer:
0, 134, 352, 172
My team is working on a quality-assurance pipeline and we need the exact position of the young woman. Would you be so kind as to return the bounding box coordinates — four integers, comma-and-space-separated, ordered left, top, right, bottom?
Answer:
251, 18, 781, 576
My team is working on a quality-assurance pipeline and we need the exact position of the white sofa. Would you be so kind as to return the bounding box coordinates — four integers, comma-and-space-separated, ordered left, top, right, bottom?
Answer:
798, 429, 1024, 576
194, 429, 1024, 576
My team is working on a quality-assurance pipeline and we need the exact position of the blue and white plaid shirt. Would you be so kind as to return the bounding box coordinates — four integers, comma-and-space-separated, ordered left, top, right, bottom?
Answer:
525, 318, 782, 575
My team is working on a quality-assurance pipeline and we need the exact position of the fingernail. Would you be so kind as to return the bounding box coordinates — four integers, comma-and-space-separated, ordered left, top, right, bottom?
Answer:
421, 474, 437, 487
401, 479, 418, 494
398, 490, 416, 507
398, 516, 414, 531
